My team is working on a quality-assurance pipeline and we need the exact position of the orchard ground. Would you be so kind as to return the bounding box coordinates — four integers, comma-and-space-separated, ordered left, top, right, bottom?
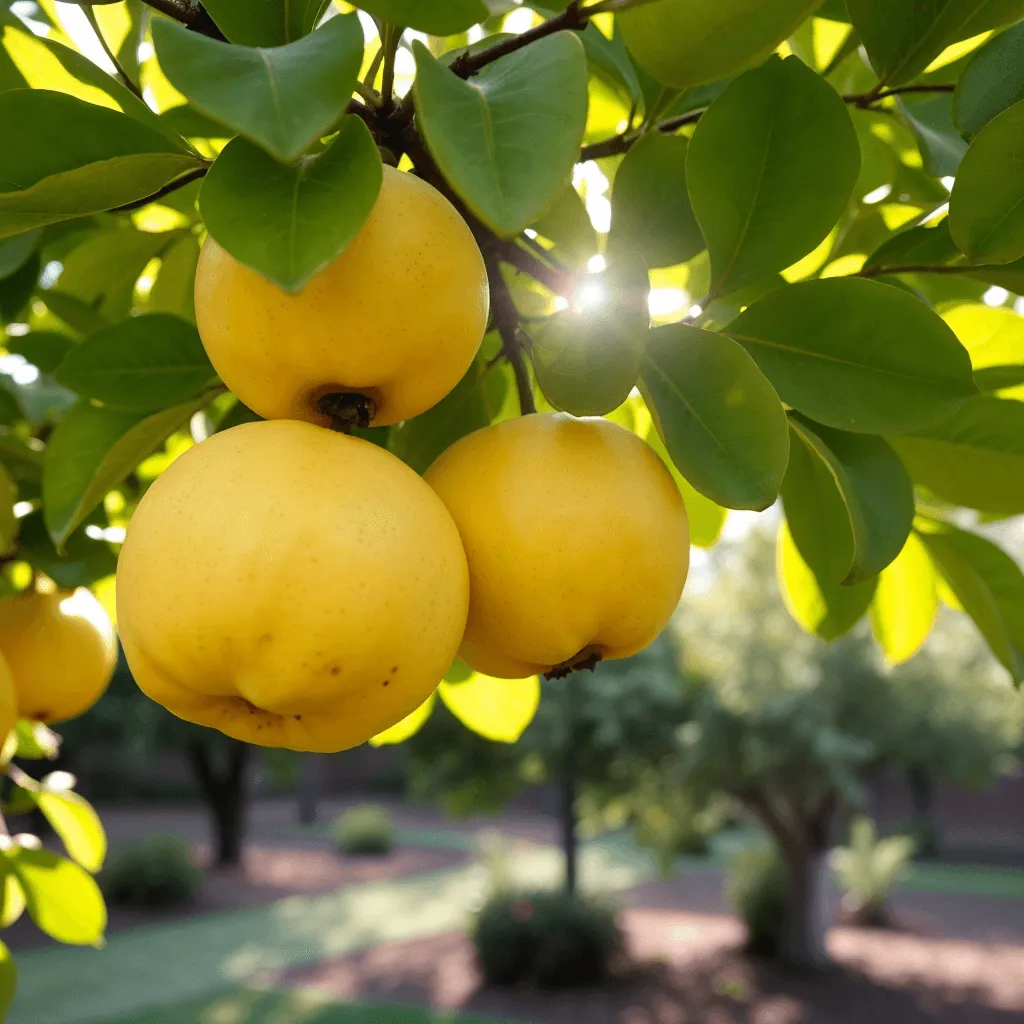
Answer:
7, 797, 1024, 1024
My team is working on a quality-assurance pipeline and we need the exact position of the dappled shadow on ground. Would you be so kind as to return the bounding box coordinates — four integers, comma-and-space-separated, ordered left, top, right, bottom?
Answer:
278, 909, 1024, 1024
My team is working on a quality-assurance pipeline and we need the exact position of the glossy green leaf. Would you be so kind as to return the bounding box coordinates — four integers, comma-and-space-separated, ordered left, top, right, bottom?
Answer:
778, 519, 877, 642
916, 517, 1024, 682
641, 418, 728, 548
0, 463, 16, 557
42, 397, 205, 547
607, 132, 704, 269
6, 332, 74, 375
944, 304, 1024, 399
870, 532, 939, 666
0, 228, 39, 279
618, 0, 821, 89
439, 666, 540, 743
687, 56, 859, 294
153, 15, 363, 164
950, 100, 1024, 265
55, 314, 217, 413
202, 0, 331, 47
0, 90, 201, 239
35, 786, 107, 873
726, 278, 978, 434
580, 21, 642, 108
369, 692, 436, 747
391, 354, 508, 474
149, 233, 200, 322
847, 0, 1024, 87
533, 255, 649, 417
641, 323, 789, 511
355, 0, 487, 34
0, 937, 16, 1021
889, 396, 1024, 514
863, 221, 962, 274
18, 512, 117, 589
899, 95, 967, 178
0, 250, 36, 323
783, 415, 914, 586
530, 185, 597, 269
199, 118, 382, 292
954, 21, 1024, 139
8, 843, 106, 946
413, 34, 588, 237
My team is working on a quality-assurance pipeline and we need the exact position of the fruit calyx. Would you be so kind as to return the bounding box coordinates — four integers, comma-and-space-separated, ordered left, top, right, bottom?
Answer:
545, 645, 603, 680
316, 392, 378, 434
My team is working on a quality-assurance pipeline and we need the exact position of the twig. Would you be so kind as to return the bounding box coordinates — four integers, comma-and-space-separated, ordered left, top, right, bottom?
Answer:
140, 0, 225, 40
484, 249, 536, 416
83, 6, 143, 99
494, 239, 574, 297
846, 82, 956, 108
380, 22, 401, 112
110, 166, 209, 212
855, 263, 972, 279
354, 82, 382, 109
363, 41, 386, 88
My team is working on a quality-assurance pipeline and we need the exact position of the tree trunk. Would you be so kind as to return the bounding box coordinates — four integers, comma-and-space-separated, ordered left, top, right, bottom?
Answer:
561, 742, 578, 896
296, 754, 321, 825
906, 764, 939, 857
779, 839, 830, 970
188, 738, 250, 868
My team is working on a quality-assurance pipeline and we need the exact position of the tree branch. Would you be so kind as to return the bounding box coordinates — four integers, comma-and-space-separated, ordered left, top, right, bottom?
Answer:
856, 262, 971, 279
483, 249, 536, 416
83, 6, 143, 100
846, 82, 956, 108
494, 239, 575, 297
110, 166, 209, 212
140, 0, 226, 40
379, 22, 401, 112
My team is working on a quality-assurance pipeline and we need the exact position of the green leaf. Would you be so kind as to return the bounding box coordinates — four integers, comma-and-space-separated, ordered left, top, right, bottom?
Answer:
686, 56, 859, 294
778, 519, 877, 642
18, 512, 117, 589
618, 0, 821, 89
40, 291, 109, 336
783, 415, 914, 586
607, 131, 704, 269
641, 322, 789, 511
863, 221, 962, 274
199, 118, 382, 292
149, 233, 200, 322
369, 692, 437, 747
202, 0, 331, 46
726, 278, 978, 434
0, 937, 16, 1021
641, 417, 728, 549
533, 254, 649, 417
412, 34, 588, 237
889, 396, 1024, 515
899, 94, 967, 178
34, 786, 106, 873
353, 0, 487, 35
390, 354, 508, 475
55, 314, 217, 413
0, 90, 202, 239
0, 462, 16, 557
9, 719, 60, 760
0, 228, 39, 279
949, 100, 1024, 265
954, 21, 1024, 140
152, 15, 363, 164
7, 843, 106, 946
529, 184, 596, 269
847, 0, 1024, 88
579, 21, 642, 109
42, 397, 205, 547
870, 532, 939, 665
0, 865, 25, 928
916, 517, 1024, 682
439, 666, 540, 743
6, 331, 74, 374
0, 250, 36, 323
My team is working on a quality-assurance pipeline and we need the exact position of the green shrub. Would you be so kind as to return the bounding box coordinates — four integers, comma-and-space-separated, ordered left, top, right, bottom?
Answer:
100, 835, 203, 909
725, 843, 788, 956
831, 816, 915, 926
472, 890, 622, 989
333, 804, 395, 856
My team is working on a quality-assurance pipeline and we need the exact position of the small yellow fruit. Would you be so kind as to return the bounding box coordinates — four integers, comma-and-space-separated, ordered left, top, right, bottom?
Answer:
0, 582, 116, 724
116, 420, 470, 752
619, 0, 822, 89
425, 414, 690, 678
195, 165, 489, 428
0, 652, 16, 743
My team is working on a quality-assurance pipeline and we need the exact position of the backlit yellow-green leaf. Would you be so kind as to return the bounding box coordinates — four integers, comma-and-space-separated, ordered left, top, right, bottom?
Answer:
35, 786, 107, 874
439, 670, 540, 744
369, 692, 437, 747
870, 532, 939, 665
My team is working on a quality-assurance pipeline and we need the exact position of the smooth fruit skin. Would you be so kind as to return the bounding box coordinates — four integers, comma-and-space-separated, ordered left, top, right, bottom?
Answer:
0, 584, 116, 724
619, 0, 823, 89
0, 652, 15, 742
425, 414, 690, 678
194, 165, 489, 428
116, 420, 470, 753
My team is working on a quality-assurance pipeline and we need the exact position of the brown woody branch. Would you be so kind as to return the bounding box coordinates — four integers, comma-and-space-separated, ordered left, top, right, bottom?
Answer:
484, 249, 537, 417
140, 0, 226, 40
110, 166, 209, 212
856, 263, 973, 279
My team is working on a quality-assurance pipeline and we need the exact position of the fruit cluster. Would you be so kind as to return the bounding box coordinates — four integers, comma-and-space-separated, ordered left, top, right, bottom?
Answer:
117, 168, 691, 753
